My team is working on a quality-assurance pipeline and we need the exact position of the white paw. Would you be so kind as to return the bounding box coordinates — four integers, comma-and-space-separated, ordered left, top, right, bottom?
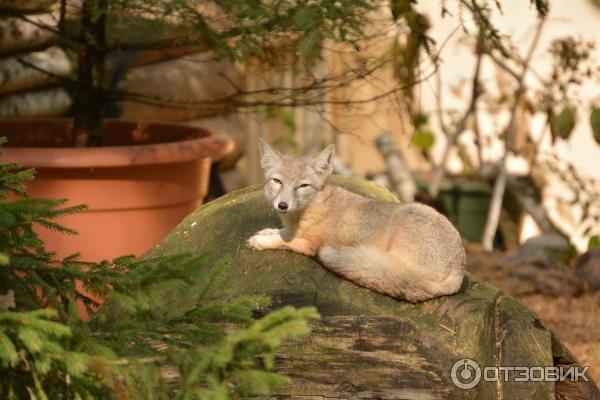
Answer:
247, 234, 265, 250
247, 232, 280, 251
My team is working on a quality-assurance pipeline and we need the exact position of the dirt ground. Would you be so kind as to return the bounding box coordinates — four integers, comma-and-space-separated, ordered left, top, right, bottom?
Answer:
466, 247, 600, 386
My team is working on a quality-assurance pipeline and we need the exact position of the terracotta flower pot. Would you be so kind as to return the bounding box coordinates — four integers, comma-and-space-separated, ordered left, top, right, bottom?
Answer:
0, 118, 234, 261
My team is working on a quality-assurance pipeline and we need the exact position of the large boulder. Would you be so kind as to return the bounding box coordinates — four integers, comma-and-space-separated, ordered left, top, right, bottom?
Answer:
148, 176, 599, 400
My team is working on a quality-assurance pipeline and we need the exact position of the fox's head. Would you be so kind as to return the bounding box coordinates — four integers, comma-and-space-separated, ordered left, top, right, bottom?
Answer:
259, 138, 335, 214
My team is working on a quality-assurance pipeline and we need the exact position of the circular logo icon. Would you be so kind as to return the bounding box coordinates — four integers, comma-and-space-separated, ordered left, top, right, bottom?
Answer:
451, 358, 481, 390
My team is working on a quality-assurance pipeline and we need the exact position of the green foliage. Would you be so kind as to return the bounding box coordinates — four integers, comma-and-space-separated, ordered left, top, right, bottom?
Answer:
411, 130, 435, 152
0, 308, 113, 399
539, 37, 599, 144
589, 236, 600, 251
411, 112, 429, 129
83, 0, 375, 63
552, 106, 576, 140
0, 140, 320, 399
391, 1, 432, 96
0, 145, 115, 397
174, 306, 319, 400
590, 106, 600, 145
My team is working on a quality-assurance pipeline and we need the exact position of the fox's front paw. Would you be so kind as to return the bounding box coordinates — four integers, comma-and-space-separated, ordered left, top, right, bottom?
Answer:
246, 234, 265, 250
247, 231, 282, 251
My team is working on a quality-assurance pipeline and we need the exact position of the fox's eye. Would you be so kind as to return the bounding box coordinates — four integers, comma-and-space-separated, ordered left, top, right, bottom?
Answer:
272, 178, 282, 185
297, 183, 310, 189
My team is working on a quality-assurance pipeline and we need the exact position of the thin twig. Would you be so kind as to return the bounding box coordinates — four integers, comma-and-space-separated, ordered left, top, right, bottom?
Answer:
481, 18, 546, 251
428, 36, 484, 199
473, 101, 484, 167
486, 51, 520, 80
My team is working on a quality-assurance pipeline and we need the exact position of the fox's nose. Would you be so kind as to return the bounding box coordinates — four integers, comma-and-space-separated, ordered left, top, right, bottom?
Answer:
277, 202, 288, 211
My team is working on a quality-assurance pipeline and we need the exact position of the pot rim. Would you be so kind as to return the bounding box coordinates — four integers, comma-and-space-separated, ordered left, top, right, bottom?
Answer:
0, 118, 235, 168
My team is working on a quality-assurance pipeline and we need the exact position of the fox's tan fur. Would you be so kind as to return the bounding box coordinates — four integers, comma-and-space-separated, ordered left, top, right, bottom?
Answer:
247, 139, 466, 303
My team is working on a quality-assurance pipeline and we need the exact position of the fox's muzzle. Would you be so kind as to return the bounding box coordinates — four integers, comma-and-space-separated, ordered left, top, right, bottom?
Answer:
273, 186, 296, 213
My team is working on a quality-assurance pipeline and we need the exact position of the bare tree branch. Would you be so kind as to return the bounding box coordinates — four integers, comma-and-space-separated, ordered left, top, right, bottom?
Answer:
428, 35, 484, 199
481, 18, 546, 251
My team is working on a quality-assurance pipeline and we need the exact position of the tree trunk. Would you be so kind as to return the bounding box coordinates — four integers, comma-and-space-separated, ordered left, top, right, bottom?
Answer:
72, 0, 106, 147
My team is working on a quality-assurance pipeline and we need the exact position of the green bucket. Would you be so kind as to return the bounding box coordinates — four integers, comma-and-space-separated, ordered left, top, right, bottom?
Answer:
418, 178, 491, 243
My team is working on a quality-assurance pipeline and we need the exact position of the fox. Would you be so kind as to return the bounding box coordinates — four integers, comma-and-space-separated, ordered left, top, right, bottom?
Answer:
247, 139, 466, 303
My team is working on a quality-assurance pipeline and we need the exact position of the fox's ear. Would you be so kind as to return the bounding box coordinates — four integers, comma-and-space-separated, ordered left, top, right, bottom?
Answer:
259, 137, 283, 171
311, 144, 335, 175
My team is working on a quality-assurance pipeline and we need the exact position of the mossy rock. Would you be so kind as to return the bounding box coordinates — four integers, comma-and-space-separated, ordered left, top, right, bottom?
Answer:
146, 176, 598, 400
